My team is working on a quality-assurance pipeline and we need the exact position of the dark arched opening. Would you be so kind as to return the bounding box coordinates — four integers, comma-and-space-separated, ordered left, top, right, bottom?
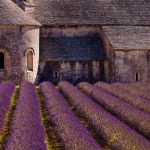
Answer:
135, 72, 141, 82
0, 52, 4, 69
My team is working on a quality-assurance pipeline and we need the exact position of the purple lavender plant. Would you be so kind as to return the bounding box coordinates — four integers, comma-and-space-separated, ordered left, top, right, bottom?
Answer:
132, 82, 150, 94
58, 81, 150, 150
77, 82, 150, 138
95, 82, 150, 113
40, 81, 101, 150
0, 81, 15, 133
131, 82, 150, 92
5, 81, 46, 150
113, 83, 150, 100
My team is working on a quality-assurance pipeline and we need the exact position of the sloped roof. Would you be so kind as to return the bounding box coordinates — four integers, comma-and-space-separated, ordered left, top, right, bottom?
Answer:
33, 0, 150, 25
0, 0, 40, 26
103, 26, 150, 50
40, 32, 106, 61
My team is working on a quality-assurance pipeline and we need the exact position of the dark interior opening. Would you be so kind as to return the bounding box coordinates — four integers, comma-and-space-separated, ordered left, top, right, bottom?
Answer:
54, 71, 60, 80
0, 52, 4, 69
136, 72, 140, 82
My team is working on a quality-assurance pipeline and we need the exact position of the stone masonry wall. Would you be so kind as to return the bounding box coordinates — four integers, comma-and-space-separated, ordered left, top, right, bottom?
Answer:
38, 60, 105, 84
99, 27, 115, 83
115, 50, 150, 83
0, 25, 39, 84
37, 26, 107, 84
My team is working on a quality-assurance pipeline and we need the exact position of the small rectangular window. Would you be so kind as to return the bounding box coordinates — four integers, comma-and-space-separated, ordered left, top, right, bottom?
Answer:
135, 72, 141, 82
0, 52, 4, 69
54, 71, 60, 80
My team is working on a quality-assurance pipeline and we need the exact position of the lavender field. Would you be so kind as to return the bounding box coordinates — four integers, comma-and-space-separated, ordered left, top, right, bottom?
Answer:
0, 81, 150, 150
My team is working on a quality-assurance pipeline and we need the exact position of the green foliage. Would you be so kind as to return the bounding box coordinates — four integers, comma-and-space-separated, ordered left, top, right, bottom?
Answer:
0, 86, 19, 150
36, 86, 62, 150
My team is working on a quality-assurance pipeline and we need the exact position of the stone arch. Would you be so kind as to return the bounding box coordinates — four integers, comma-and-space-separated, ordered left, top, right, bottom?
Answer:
0, 52, 4, 69
24, 48, 35, 56
0, 49, 8, 70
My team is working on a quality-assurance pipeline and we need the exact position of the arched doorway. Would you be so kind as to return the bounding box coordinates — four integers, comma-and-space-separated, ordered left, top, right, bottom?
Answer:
0, 52, 4, 69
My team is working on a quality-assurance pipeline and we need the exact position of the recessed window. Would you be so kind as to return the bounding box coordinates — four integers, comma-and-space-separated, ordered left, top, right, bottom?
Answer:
0, 52, 4, 69
135, 72, 141, 82
147, 51, 150, 59
54, 71, 60, 80
27, 50, 33, 71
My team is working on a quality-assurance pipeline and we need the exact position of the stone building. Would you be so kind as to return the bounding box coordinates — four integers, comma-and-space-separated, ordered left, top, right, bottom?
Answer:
0, 0, 150, 84
0, 0, 40, 83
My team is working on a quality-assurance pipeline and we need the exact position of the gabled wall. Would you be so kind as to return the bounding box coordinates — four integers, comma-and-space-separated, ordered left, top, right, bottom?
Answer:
114, 50, 150, 83
99, 27, 115, 83
37, 26, 107, 84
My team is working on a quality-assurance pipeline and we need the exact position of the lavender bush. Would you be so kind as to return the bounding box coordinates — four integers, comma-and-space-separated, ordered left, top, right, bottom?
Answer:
95, 82, 150, 113
77, 82, 150, 138
0, 81, 15, 133
58, 81, 150, 150
40, 81, 101, 150
113, 83, 150, 100
5, 82, 46, 150
131, 82, 150, 92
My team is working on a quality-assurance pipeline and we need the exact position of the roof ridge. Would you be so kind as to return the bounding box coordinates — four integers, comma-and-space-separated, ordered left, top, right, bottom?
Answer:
0, 0, 41, 26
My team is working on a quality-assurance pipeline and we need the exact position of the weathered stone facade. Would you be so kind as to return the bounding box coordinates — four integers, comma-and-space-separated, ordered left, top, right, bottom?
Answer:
36, 26, 110, 84
0, 25, 39, 83
0, 0, 150, 84
1, 24, 149, 84
114, 50, 150, 83
38, 60, 106, 84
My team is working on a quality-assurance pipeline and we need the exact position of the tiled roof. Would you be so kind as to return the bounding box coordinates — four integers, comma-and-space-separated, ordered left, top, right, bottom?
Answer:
33, 0, 150, 26
103, 26, 150, 50
0, 0, 40, 26
40, 32, 106, 61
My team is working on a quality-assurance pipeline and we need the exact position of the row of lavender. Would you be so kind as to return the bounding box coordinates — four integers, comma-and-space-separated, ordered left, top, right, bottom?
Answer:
5, 82, 46, 150
132, 82, 150, 92
95, 82, 150, 113
77, 82, 150, 138
0, 81, 15, 134
40, 82, 101, 150
0, 80, 150, 150
58, 81, 150, 150
113, 83, 150, 100
0, 81, 101, 150
0, 81, 102, 149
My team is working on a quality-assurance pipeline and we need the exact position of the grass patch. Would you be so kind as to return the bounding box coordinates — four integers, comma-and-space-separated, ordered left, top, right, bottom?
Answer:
0, 86, 19, 150
36, 86, 63, 150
